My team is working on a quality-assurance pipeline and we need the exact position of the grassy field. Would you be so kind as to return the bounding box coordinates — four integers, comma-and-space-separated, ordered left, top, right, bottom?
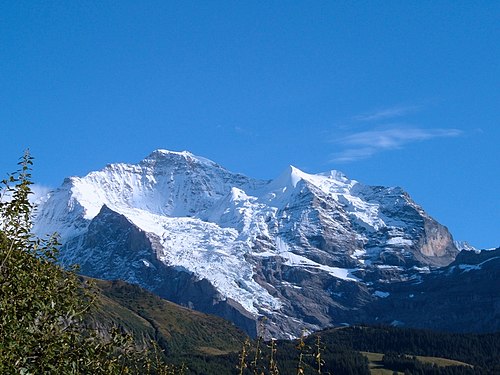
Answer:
361, 351, 472, 374
362, 352, 402, 375
90, 278, 246, 356
416, 355, 472, 367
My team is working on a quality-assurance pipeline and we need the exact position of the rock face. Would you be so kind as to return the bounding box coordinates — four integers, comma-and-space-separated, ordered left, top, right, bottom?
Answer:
367, 248, 500, 333
67, 205, 258, 337
32, 149, 474, 338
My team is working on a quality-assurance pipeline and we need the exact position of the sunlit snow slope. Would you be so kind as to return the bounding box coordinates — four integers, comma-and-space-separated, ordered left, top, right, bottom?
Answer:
33, 149, 460, 337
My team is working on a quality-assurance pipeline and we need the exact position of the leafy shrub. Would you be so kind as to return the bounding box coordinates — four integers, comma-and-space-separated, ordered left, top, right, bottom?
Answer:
0, 152, 181, 374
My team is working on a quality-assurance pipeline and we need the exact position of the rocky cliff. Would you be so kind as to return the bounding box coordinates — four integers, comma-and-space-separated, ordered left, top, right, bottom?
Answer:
32, 150, 473, 337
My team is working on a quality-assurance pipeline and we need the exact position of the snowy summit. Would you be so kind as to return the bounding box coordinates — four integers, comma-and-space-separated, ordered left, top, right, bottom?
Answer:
33, 149, 460, 337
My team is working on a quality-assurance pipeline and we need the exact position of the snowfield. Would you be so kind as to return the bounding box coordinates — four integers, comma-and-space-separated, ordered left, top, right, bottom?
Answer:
33, 149, 460, 322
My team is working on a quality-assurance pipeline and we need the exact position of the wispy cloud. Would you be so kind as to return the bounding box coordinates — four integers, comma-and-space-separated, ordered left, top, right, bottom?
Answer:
1, 184, 52, 203
331, 127, 462, 163
329, 102, 463, 163
29, 184, 53, 204
352, 105, 420, 122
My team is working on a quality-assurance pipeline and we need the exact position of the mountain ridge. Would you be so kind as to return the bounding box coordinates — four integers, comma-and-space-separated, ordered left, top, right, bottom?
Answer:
33, 149, 495, 338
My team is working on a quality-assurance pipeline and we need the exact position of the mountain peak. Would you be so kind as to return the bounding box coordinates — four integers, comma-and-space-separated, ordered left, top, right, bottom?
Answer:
150, 149, 194, 158
288, 165, 306, 188
270, 165, 308, 189
269, 165, 356, 195
143, 149, 218, 168
33, 149, 463, 338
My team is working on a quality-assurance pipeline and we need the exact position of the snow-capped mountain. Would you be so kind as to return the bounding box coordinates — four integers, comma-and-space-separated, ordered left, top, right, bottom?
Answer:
34, 149, 471, 337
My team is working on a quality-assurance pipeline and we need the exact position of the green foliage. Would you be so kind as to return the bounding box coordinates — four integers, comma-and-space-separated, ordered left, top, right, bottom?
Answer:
0, 152, 182, 374
92, 279, 246, 358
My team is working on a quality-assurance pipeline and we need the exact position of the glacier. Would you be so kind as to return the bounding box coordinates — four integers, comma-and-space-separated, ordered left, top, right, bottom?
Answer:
33, 149, 461, 337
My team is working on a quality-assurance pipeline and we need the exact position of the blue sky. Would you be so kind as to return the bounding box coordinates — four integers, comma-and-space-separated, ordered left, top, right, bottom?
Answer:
1, 1, 498, 248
